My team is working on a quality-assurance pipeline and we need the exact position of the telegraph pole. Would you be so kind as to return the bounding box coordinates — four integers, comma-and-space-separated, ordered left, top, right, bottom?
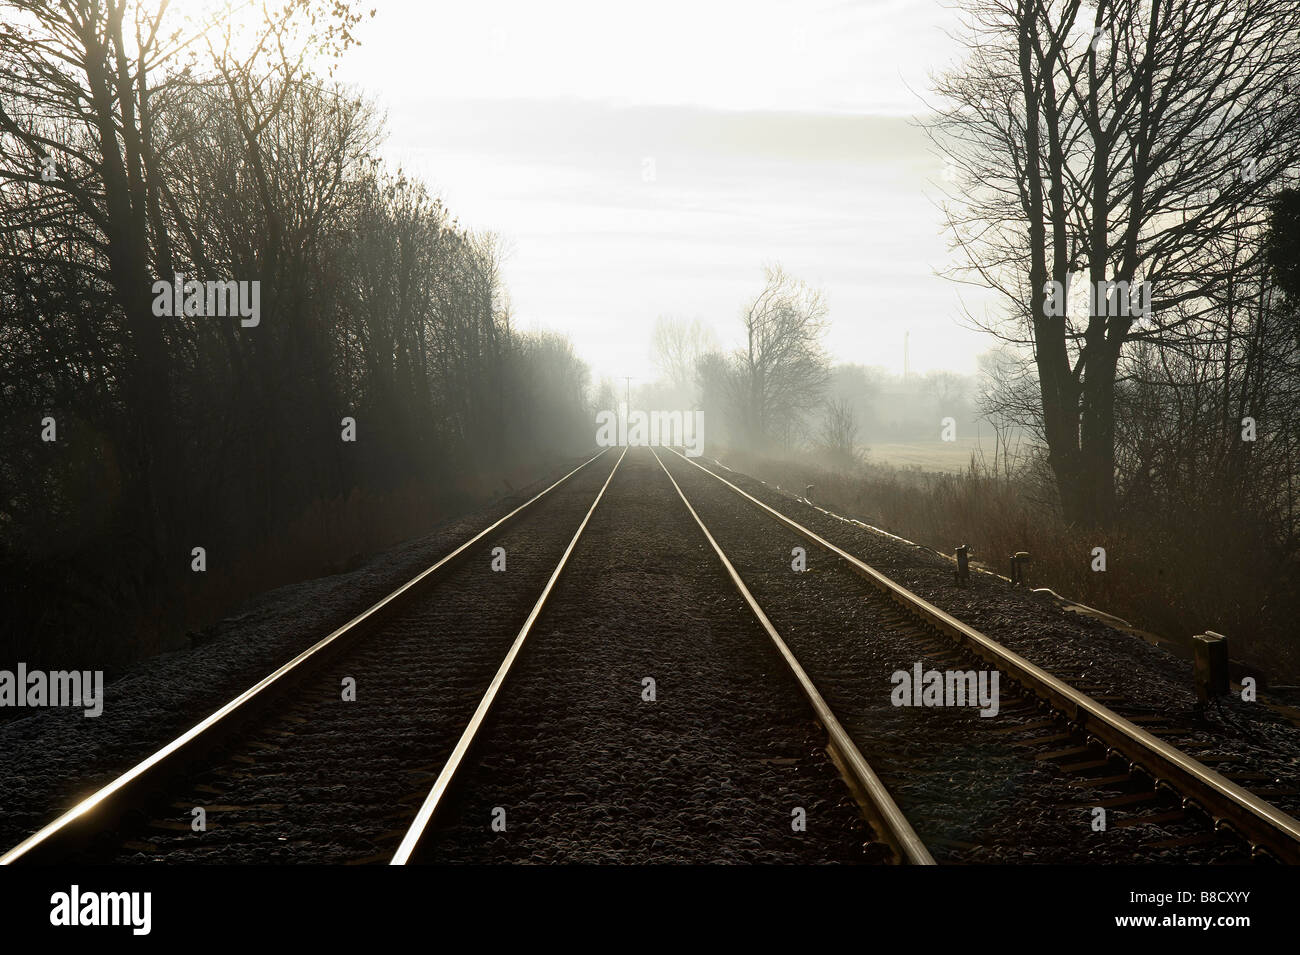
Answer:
620, 376, 633, 443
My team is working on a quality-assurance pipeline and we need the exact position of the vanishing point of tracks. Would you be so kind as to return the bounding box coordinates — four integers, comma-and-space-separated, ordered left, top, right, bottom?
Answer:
4, 446, 1299, 864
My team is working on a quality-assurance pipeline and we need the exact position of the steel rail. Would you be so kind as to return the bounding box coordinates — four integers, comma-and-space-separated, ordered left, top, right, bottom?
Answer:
651, 448, 935, 865
667, 447, 1300, 863
390, 447, 628, 864
2, 448, 612, 865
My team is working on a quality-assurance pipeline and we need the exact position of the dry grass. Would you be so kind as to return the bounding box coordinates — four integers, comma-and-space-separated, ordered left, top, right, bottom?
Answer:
864, 438, 1006, 473
719, 446, 1300, 684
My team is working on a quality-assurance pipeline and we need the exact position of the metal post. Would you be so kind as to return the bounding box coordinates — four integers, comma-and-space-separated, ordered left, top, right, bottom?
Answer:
955, 544, 970, 586
1012, 551, 1031, 587
1193, 631, 1229, 705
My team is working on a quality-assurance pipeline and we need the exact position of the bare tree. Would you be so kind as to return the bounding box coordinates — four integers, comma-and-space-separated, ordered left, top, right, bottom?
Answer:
733, 264, 831, 450
976, 346, 1039, 478
928, 0, 1300, 524
817, 399, 861, 470
651, 315, 715, 397
923, 369, 968, 410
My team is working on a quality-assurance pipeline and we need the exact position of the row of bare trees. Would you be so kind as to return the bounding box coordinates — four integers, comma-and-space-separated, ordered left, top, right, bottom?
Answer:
0, 1, 591, 663
934, 0, 1300, 657
650, 265, 834, 455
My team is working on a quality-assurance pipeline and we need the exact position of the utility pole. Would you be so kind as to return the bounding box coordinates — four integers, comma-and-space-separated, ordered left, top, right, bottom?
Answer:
620, 376, 633, 442
903, 331, 910, 381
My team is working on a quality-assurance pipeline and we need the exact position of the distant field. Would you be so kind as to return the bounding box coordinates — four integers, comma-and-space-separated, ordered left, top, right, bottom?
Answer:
861, 438, 1001, 473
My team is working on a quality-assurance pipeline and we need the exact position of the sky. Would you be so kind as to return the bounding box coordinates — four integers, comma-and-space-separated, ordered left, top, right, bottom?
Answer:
323, 0, 1000, 385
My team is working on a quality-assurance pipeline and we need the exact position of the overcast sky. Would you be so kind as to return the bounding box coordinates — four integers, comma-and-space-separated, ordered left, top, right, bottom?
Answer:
329, 0, 999, 385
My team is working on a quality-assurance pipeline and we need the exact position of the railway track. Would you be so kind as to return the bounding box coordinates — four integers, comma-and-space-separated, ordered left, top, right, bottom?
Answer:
5, 445, 1298, 865
1, 449, 620, 864
5, 445, 924, 865
389, 448, 625, 863
394, 446, 926, 864
647, 448, 932, 864
656, 446, 1300, 864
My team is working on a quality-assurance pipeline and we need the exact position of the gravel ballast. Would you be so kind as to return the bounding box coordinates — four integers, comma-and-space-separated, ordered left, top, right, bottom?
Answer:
4, 446, 1297, 864
0, 452, 604, 854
